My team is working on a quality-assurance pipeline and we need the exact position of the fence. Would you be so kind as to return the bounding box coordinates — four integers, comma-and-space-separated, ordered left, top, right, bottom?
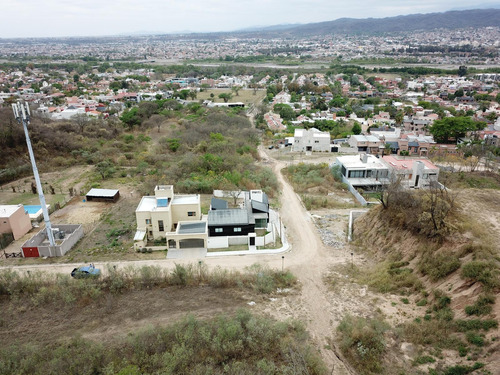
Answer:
341, 175, 368, 206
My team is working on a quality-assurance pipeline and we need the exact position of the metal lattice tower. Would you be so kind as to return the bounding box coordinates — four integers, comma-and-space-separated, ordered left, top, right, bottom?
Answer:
12, 101, 56, 251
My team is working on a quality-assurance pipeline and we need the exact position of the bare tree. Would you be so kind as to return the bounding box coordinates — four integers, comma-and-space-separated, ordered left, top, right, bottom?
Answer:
374, 175, 404, 209
147, 114, 165, 133
420, 183, 457, 236
72, 113, 89, 134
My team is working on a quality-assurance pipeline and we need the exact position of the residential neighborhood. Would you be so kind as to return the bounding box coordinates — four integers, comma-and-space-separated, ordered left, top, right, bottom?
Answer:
0, 9, 499, 374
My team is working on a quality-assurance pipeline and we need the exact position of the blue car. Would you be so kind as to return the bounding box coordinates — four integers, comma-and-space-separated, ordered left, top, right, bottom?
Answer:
71, 264, 100, 279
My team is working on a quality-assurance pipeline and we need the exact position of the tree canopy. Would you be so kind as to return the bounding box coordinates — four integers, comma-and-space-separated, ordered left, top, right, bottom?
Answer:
429, 117, 484, 144
273, 103, 296, 121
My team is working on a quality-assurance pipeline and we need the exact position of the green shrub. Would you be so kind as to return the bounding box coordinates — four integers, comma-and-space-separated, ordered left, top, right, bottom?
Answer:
458, 345, 468, 357
455, 319, 498, 332
466, 332, 485, 347
400, 319, 461, 350
433, 292, 451, 311
0, 311, 327, 375
337, 314, 389, 374
170, 264, 191, 286
461, 261, 499, 289
412, 355, 435, 366
419, 252, 461, 281
362, 262, 423, 294
435, 307, 454, 322
416, 298, 428, 306
465, 295, 495, 316
433, 362, 484, 375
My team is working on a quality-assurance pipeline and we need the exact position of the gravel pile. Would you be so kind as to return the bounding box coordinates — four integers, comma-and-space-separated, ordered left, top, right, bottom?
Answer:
313, 214, 346, 248
317, 228, 344, 248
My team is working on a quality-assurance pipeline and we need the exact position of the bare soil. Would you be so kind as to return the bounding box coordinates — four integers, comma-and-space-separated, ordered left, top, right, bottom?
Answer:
0, 286, 251, 346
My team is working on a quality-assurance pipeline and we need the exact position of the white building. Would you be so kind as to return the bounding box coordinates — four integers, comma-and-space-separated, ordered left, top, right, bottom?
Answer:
335, 154, 390, 188
382, 155, 440, 189
292, 128, 331, 152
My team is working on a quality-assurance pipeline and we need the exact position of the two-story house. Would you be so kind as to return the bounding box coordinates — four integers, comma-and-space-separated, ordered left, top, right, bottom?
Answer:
292, 128, 331, 152
135, 185, 201, 242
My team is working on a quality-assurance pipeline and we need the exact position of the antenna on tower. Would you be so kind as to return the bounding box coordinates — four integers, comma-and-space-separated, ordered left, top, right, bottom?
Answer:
12, 101, 56, 252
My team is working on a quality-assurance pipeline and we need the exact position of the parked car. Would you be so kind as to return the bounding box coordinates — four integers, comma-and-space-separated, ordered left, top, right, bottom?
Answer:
71, 264, 100, 278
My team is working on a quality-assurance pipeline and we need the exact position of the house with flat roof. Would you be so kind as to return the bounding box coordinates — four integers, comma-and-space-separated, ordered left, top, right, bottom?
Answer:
134, 185, 201, 245
383, 155, 440, 189
0, 205, 32, 240
165, 221, 208, 250
335, 154, 390, 189
348, 135, 382, 154
292, 128, 331, 152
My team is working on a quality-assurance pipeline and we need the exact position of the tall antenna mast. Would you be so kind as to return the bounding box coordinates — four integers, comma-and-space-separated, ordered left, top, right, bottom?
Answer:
12, 101, 56, 252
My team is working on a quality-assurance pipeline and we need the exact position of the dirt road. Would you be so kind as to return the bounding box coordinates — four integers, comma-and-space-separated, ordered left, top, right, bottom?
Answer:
1, 148, 355, 374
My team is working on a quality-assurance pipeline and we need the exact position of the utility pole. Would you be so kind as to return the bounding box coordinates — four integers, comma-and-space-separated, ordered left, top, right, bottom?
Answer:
12, 102, 55, 253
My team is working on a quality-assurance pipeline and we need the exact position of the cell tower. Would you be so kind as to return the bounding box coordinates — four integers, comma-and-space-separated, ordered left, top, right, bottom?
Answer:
12, 101, 56, 251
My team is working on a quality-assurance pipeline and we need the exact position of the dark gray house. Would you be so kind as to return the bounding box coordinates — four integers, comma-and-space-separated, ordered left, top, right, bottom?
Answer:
207, 209, 255, 237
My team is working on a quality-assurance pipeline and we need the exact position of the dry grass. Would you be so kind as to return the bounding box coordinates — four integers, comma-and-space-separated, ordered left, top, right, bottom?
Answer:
196, 88, 266, 106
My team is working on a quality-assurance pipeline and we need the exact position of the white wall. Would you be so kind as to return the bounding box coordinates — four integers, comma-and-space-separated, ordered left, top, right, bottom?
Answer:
228, 236, 248, 245
207, 236, 228, 249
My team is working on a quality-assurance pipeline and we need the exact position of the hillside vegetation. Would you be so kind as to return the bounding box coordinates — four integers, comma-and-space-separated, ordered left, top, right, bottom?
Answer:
347, 186, 500, 374
0, 103, 278, 196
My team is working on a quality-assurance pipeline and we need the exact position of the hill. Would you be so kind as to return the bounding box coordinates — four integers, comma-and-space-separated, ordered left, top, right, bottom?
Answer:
348, 186, 500, 373
239, 9, 500, 37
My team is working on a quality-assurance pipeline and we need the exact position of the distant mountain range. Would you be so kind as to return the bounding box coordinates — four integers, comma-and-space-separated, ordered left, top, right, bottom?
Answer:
232, 8, 500, 37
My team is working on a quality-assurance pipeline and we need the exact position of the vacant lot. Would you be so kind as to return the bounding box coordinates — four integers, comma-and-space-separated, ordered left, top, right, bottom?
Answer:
1, 285, 248, 346
196, 88, 266, 106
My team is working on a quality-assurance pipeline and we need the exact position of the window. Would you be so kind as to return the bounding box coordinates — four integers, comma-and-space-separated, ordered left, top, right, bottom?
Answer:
187, 211, 196, 217
234, 227, 242, 232
145, 219, 151, 225
315, 140, 319, 143
158, 220, 164, 232
215, 228, 223, 233
348, 170, 365, 178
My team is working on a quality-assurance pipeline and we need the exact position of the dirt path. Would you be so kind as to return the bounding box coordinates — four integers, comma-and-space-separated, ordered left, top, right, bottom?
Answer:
1, 148, 355, 374
260, 147, 355, 374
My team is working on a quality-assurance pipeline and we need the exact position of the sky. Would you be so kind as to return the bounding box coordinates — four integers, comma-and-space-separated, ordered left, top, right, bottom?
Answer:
1, 0, 500, 38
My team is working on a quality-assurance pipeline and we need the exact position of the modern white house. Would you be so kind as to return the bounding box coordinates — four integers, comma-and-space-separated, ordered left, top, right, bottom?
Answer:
292, 128, 331, 152
335, 154, 390, 188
